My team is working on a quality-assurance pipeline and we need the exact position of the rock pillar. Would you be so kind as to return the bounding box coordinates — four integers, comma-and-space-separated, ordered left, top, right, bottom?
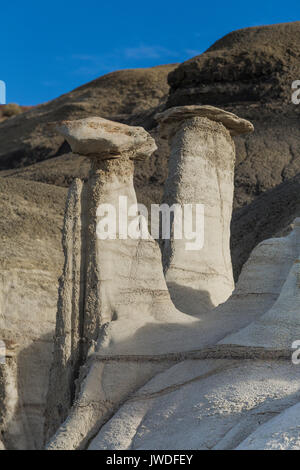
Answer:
156, 105, 253, 314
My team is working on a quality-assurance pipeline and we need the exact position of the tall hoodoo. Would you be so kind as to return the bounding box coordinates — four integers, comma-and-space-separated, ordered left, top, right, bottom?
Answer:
45, 117, 157, 440
156, 105, 254, 314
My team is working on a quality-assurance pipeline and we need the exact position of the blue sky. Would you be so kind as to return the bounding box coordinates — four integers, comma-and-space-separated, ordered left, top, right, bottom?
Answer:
0, 0, 299, 105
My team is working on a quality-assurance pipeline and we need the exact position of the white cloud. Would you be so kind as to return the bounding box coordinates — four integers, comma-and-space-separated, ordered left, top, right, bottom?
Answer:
124, 45, 178, 60
67, 46, 179, 77
70, 54, 116, 76
185, 49, 202, 57
66, 43, 201, 78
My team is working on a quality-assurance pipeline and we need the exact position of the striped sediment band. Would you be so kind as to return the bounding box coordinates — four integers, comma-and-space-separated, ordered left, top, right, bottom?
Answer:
91, 344, 293, 363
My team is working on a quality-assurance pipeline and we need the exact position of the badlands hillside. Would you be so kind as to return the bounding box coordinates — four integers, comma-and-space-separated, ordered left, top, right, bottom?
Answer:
1, 22, 300, 450
0, 104, 32, 123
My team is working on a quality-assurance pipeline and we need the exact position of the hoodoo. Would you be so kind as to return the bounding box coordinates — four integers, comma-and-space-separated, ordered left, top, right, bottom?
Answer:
156, 105, 253, 314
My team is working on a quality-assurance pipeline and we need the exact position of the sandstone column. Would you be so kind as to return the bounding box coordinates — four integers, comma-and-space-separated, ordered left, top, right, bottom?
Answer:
45, 117, 202, 449
45, 117, 157, 439
156, 105, 253, 314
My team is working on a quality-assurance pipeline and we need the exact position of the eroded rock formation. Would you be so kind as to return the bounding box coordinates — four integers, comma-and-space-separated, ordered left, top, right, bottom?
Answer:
42, 109, 300, 451
88, 220, 300, 450
0, 178, 66, 450
45, 117, 207, 450
1, 23, 300, 451
221, 218, 300, 349
156, 105, 253, 313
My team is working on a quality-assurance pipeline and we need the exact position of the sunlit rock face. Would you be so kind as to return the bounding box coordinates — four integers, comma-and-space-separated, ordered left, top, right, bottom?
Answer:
156, 105, 253, 314
89, 221, 300, 451
45, 113, 300, 451
0, 178, 66, 449
45, 117, 206, 450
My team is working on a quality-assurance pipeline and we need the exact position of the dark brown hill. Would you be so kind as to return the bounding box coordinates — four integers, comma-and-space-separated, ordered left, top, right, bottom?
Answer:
167, 22, 300, 209
168, 22, 300, 107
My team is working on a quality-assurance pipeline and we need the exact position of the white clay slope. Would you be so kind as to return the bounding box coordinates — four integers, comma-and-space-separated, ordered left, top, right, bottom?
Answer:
221, 218, 300, 349
88, 223, 300, 450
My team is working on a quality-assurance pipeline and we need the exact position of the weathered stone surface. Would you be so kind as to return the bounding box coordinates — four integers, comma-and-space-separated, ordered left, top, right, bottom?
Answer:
84, 221, 300, 450
236, 402, 300, 450
157, 107, 252, 313
86, 221, 299, 449
221, 218, 300, 349
57, 117, 157, 160
88, 359, 300, 450
86, 219, 300, 450
189, 225, 299, 347
0, 178, 66, 449
156, 105, 254, 137
44, 113, 300, 450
